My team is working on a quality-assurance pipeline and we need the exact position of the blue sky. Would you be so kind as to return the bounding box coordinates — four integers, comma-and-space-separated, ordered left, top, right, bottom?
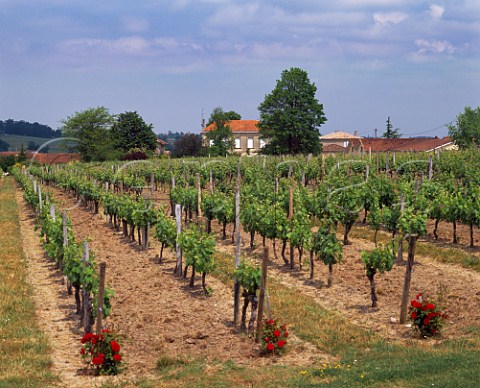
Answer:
1, 0, 479, 137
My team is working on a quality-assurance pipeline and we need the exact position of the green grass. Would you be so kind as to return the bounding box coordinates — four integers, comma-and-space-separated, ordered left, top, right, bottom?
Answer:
0, 177, 58, 387
350, 224, 480, 273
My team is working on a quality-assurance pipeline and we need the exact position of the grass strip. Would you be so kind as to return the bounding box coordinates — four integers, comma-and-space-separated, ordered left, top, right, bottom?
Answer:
350, 225, 480, 273
0, 177, 57, 387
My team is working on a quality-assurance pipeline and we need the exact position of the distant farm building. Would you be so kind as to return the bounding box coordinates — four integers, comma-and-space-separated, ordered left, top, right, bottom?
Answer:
202, 120, 264, 155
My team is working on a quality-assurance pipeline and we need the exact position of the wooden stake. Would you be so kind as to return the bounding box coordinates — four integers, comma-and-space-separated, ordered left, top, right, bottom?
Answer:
289, 186, 294, 270
50, 205, 56, 223
255, 247, 269, 343
233, 162, 241, 325
95, 262, 107, 334
83, 242, 92, 334
399, 235, 418, 324
196, 173, 202, 221
175, 204, 182, 276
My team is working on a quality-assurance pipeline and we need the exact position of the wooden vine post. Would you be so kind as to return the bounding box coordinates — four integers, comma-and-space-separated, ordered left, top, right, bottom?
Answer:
38, 185, 43, 211
396, 195, 405, 264
233, 161, 242, 325
82, 242, 92, 334
95, 262, 107, 334
61, 211, 68, 285
289, 186, 294, 270
50, 205, 56, 222
175, 204, 183, 277
255, 247, 269, 343
150, 172, 155, 196
196, 172, 202, 222
399, 234, 418, 324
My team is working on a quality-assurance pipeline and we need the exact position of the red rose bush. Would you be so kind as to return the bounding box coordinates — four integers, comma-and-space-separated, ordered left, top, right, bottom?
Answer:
80, 329, 123, 375
409, 293, 447, 337
260, 319, 289, 355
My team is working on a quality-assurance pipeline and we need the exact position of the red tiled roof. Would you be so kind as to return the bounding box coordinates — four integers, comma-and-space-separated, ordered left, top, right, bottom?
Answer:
359, 137, 453, 152
156, 138, 168, 145
30, 153, 81, 164
0, 151, 80, 164
322, 144, 346, 152
203, 120, 259, 133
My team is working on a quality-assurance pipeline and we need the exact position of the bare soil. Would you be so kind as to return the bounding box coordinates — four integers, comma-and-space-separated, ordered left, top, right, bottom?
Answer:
17, 185, 332, 387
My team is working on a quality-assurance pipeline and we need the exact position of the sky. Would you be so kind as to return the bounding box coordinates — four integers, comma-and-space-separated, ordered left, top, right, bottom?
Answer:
1, 0, 479, 138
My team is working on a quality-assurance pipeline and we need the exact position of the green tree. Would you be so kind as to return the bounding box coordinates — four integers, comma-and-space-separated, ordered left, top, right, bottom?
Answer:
205, 107, 239, 156
111, 111, 157, 153
61, 106, 114, 162
382, 116, 401, 138
448, 106, 480, 149
172, 133, 203, 157
257, 67, 326, 155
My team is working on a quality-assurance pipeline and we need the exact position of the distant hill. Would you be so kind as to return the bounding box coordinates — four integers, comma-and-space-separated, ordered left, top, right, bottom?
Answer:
0, 119, 62, 138
0, 134, 71, 153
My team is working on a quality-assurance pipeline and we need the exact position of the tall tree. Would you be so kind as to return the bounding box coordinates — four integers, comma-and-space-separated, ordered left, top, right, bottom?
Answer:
448, 106, 480, 149
61, 106, 114, 162
204, 107, 239, 156
382, 116, 401, 138
257, 67, 326, 155
172, 133, 203, 157
111, 111, 157, 153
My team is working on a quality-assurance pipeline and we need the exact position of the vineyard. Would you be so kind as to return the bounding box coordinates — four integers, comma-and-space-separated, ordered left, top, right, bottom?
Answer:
3, 150, 480, 386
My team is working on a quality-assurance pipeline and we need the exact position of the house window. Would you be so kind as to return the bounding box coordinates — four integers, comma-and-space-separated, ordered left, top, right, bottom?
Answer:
260, 139, 265, 148
235, 138, 241, 149
247, 137, 254, 149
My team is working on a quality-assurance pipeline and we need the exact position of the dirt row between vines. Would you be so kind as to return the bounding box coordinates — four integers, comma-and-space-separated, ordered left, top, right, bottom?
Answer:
17, 184, 331, 387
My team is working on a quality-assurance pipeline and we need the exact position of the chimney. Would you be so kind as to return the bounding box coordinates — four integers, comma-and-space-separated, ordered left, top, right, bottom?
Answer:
354, 130, 358, 137
374, 128, 378, 138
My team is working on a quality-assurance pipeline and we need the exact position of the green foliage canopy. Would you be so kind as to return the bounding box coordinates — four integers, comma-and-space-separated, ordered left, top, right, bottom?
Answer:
448, 106, 480, 149
111, 111, 157, 153
258, 67, 326, 155
61, 106, 114, 162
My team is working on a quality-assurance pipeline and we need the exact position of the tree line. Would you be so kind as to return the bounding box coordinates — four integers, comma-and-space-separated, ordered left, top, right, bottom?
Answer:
0, 119, 62, 138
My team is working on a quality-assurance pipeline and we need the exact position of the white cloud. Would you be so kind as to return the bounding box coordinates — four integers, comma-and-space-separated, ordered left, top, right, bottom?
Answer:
373, 12, 409, 26
415, 39, 455, 55
429, 4, 444, 19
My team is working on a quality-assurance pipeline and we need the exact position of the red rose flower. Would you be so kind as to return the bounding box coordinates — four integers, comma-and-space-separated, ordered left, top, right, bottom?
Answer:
284, 332, 289, 337
113, 354, 122, 362
424, 318, 431, 326
81, 333, 93, 344
411, 312, 417, 320
277, 340, 286, 348
101, 329, 110, 333
424, 303, 435, 311
411, 300, 422, 308
266, 342, 275, 351
110, 341, 121, 353
80, 348, 85, 355
427, 312, 436, 319
416, 293, 422, 299
264, 337, 270, 343
92, 354, 105, 365
273, 330, 281, 337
